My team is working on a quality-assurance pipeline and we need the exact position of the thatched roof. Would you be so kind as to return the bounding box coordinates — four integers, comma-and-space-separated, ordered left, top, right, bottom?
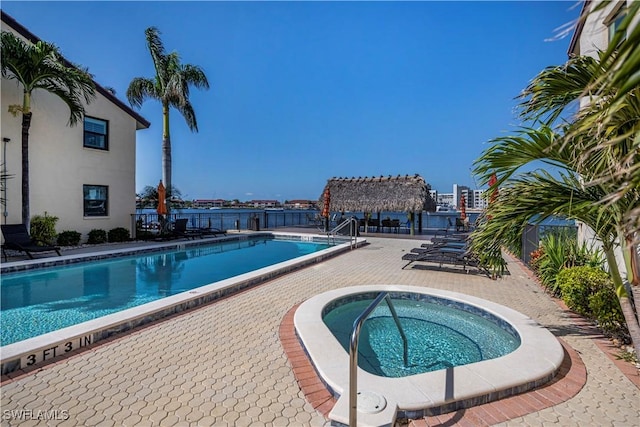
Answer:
319, 174, 436, 213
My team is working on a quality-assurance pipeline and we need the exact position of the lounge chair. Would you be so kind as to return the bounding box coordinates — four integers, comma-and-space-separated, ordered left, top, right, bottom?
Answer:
171, 218, 203, 240
401, 246, 488, 275
1, 224, 61, 260
198, 227, 227, 237
413, 241, 468, 253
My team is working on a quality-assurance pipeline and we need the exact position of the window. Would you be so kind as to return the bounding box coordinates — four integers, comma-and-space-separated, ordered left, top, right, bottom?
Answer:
83, 185, 108, 217
606, 4, 627, 46
84, 117, 108, 149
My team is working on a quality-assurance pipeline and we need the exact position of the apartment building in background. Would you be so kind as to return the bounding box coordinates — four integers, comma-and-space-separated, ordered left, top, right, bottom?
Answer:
1, 11, 149, 240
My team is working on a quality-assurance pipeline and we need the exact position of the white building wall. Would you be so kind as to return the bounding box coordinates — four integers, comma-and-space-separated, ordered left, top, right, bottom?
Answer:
1, 16, 148, 241
570, 0, 637, 279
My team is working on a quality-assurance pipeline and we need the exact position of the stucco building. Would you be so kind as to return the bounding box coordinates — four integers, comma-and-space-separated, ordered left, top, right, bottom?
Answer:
1, 11, 149, 241
567, 0, 637, 276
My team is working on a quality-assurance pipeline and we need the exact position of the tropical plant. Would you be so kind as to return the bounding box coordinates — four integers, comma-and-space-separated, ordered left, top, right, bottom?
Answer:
57, 230, 81, 246
29, 213, 58, 245
557, 265, 610, 316
589, 286, 628, 339
472, 37, 640, 355
137, 184, 182, 209
107, 227, 130, 243
127, 27, 209, 214
0, 31, 96, 228
87, 229, 107, 245
572, 1, 640, 235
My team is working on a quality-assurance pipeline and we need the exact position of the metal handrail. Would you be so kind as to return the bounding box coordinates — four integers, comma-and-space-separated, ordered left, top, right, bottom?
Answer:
328, 217, 359, 249
349, 292, 408, 426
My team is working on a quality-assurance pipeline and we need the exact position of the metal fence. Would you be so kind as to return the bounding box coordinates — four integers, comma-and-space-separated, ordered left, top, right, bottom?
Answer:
521, 223, 578, 265
131, 210, 320, 237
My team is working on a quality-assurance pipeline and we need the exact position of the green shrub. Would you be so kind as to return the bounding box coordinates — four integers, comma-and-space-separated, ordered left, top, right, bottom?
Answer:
87, 229, 107, 244
557, 266, 610, 316
57, 230, 82, 246
537, 233, 572, 295
535, 230, 605, 296
108, 227, 130, 242
30, 213, 59, 245
589, 287, 628, 339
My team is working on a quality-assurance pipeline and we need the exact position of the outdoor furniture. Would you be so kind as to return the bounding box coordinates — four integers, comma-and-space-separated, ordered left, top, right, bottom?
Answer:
381, 219, 401, 233
401, 246, 489, 276
171, 218, 203, 240
198, 227, 227, 237
1, 224, 61, 260
413, 241, 468, 253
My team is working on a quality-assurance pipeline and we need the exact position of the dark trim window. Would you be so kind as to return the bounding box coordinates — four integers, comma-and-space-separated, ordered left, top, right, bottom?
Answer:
84, 116, 108, 150
83, 185, 108, 217
606, 4, 627, 45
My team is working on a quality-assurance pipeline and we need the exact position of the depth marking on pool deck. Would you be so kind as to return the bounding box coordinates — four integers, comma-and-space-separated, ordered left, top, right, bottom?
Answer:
21, 335, 94, 368
1, 233, 362, 375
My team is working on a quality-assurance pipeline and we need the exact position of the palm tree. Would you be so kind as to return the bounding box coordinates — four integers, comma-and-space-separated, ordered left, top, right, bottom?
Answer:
472, 48, 640, 355
137, 184, 182, 210
127, 27, 209, 214
0, 31, 96, 228
561, 1, 640, 243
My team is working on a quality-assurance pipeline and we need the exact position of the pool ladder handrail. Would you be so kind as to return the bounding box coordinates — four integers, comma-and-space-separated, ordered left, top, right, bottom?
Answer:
327, 217, 359, 249
349, 292, 408, 427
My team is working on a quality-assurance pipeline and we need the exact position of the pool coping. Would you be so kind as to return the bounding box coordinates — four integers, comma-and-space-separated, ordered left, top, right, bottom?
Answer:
0, 232, 365, 375
293, 285, 565, 427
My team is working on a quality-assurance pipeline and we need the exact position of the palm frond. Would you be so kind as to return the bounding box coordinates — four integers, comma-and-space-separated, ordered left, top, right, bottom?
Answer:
126, 77, 158, 108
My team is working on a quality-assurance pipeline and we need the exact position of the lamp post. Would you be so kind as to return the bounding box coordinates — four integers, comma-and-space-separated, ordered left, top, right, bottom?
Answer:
2, 137, 10, 224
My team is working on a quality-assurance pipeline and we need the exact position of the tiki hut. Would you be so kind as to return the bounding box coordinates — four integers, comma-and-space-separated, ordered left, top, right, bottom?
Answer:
318, 174, 436, 234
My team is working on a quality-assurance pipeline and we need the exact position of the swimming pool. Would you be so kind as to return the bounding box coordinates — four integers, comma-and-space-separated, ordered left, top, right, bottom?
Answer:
1, 233, 359, 374
322, 294, 520, 377
1, 236, 330, 346
295, 285, 563, 426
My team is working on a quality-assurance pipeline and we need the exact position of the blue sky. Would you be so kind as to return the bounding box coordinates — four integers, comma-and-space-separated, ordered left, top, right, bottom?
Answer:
2, 1, 580, 201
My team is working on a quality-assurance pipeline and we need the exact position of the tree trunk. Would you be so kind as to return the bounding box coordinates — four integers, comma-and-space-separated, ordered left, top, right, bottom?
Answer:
162, 105, 171, 215
623, 235, 640, 330
605, 247, 640, 357
21, 112, 32, 229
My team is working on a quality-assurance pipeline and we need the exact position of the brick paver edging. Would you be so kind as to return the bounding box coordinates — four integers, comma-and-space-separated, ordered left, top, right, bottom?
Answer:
279, 303, 587, 426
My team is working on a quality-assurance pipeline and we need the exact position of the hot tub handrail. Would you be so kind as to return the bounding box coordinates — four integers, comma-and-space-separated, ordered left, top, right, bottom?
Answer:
349, 292, 408, 426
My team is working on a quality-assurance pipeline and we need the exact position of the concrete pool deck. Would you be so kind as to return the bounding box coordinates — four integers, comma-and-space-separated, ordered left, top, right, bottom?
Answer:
1, 230, 639, 426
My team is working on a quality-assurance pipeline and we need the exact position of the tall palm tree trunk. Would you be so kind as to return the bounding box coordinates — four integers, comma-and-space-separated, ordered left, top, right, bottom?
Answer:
604, 247, 640, 356
162, 105, 171, 214
21, 111, 32, 228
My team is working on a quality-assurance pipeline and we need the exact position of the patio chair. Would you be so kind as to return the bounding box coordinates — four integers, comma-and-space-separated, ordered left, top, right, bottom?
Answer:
171, 218, 203, 240
1, 224, 61, 260
401, 246, 489, 276
413, 241, 468, 253
198, 226, 227, 237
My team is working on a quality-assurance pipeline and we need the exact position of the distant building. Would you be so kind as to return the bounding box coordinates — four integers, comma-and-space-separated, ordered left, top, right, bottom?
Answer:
433, 185, 489, 211
250, 199, 280, 209
435, 192, 455, 209
284, 199, 317, 210
452, 184, 470, 209
192, 199, 225, 209
1, 12, 150, 239
471, 189, 488, 210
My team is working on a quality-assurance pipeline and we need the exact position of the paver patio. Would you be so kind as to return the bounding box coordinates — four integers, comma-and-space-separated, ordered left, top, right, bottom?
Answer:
1, 235, 638, 426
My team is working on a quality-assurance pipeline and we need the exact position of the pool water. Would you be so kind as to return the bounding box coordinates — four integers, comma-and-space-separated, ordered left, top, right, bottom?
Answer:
322, 296, 520, 377
1, 237, 330, 346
